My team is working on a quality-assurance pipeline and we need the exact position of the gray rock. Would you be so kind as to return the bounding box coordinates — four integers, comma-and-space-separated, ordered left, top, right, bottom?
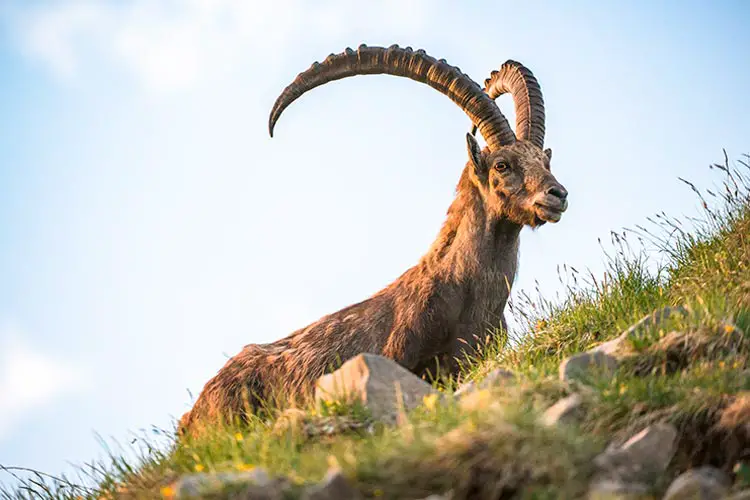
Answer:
560, 351, 618, 382
588, 478, 651, 499
590, 306, 688, 357
593, 423, 677, 486
541, 393, 584, 427
454, 368, 515, 397
315, 353, 437, 423
662, 467, 730, 500
301, 467, 362, 500
174, 468, 287, 499
618, 423, 678, 474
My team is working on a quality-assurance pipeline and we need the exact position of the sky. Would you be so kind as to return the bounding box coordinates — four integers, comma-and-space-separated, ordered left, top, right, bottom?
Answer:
0, 0, 749, 486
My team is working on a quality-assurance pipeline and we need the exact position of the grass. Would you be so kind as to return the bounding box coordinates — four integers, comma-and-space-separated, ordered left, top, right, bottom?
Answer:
2, 151, 750, 499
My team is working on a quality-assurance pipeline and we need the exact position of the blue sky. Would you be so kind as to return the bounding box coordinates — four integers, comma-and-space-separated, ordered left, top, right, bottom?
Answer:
0, 0, 748, 485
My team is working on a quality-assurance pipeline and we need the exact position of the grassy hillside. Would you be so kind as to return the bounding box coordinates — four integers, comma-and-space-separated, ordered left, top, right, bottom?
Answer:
3, 152, 749, 499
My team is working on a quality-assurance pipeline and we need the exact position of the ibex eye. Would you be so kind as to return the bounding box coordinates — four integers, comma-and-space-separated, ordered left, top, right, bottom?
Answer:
494, 162, 509, 172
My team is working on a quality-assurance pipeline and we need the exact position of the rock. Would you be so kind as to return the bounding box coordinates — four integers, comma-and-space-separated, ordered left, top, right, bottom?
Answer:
560, 351, 618, 382
590, 306, 688, 357
587, 478, 651, 499
315, 353, 438, 424
301, 467, 362, 500
541, 393, 584, 427
172, 468, 287, 499
618, 423, 678, 475
662, 467, 730, 500
453, 368, 515, 397
593, 423, 677, 486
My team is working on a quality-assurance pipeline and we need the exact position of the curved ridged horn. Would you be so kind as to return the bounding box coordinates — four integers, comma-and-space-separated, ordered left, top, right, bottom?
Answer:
471, 60, 545, 150
269, 44, 516, 150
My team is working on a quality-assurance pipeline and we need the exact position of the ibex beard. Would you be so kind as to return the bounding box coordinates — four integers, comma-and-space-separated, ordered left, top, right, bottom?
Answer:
178, 44, 568, 436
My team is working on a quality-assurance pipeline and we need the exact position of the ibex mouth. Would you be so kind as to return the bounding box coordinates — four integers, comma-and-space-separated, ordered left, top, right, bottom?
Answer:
533, 191, 568, 224
534, 201, 567, 223
535, 206, 563, 223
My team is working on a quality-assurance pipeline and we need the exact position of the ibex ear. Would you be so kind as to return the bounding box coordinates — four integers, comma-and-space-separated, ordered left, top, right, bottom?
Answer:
544, 148, 553, 162
466, 133, 484, 174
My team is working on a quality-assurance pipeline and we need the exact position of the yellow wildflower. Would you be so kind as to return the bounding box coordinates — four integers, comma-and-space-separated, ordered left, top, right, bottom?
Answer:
235, 432, 244, 442
235, 463, 255, 472
423, 393, 439, 411
194, 463, 205, 472
160, 485, 176, 498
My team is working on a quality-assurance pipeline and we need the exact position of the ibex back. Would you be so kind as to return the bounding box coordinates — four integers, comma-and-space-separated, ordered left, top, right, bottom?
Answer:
179, 44, 568, 435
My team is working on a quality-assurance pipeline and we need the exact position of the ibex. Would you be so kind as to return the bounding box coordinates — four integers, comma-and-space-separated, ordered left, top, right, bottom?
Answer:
179, 44, 568, 434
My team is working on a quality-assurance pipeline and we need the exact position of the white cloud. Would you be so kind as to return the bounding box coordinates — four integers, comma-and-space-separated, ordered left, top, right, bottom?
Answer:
13, 3, 100, 79
7, 0, 432, 92
0, 326, 87, 440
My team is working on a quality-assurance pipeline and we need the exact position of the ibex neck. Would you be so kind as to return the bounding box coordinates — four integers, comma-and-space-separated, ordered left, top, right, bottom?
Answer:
423, 169, 521, 281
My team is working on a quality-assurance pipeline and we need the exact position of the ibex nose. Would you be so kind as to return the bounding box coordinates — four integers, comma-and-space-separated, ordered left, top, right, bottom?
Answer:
545, 185, 568, 200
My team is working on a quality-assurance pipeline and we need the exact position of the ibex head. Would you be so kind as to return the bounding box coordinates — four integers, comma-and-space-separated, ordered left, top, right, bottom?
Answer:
466, 136, 566, 227
269, 45, 568, 228
465, 60, 567, 228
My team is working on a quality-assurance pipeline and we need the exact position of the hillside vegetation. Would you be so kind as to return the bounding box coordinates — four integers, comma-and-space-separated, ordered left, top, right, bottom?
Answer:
3, 152, 749, 499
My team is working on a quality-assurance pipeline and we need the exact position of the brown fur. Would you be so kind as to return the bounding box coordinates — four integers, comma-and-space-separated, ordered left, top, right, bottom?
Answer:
179, 139, 568, 435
